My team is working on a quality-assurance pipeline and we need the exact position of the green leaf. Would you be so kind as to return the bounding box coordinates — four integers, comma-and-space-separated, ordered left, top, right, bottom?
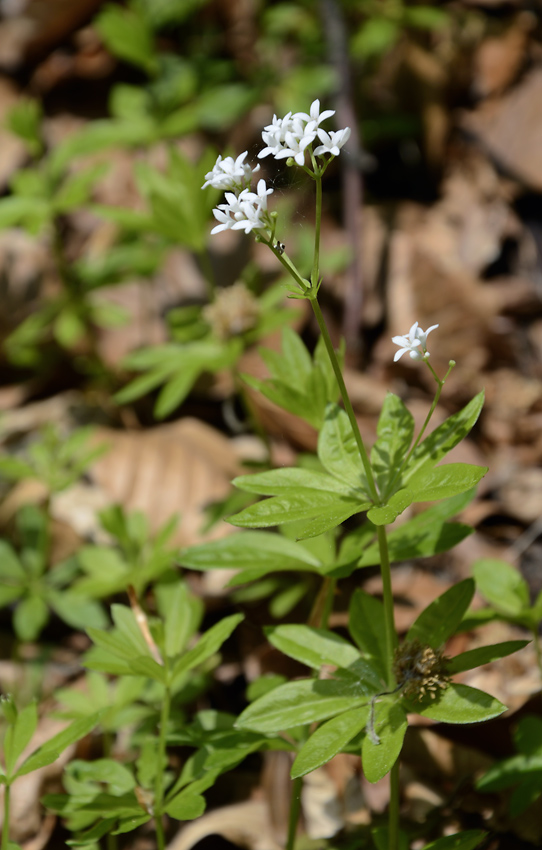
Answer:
157, 582, 202, 658
407, 683, 506, 724
407, 579, 475, 649
16, 713, 100, 777
228, 489, 367, 536
171, 613, 243, 681
163, 791, 206, 820
515, 715, 542, 756
447, 640, 529, 675
180, 530, 323, 575
232, 467, 353, 497
13, 595, 49, 642
348, 590, 389, 685
96, 4, 157, 74
367, 489, 414, 526
371, 393, 414, 498
351, 18, 400, 58
265, 625, 362, 671
473, 559, 530, 617
404, 392, 485, 481
318, 405, 370, 495
421, 830, 487, 850
407, 464, 488, 503
291, 705, 370, 778
356, 493, 475, 567
236, 678, 372, 733
362, 700, 407, 783
3, 701, 37, 777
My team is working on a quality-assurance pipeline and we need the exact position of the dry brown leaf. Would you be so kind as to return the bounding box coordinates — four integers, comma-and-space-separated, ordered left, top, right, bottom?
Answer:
461, 67, 542, 192
90, 419, 241, 546
167, 799, 283, 850
472, 13, 533, 99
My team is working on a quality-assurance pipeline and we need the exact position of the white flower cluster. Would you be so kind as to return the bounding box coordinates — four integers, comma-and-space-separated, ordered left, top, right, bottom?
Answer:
210, 179, 273, 235
202, 151, 260, 193
259, 99, 350, 165
202, 99, 351, 237
392, 322, 439, 362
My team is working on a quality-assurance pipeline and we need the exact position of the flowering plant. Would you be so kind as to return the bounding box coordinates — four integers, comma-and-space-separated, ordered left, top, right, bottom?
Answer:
188, 101, 529, 850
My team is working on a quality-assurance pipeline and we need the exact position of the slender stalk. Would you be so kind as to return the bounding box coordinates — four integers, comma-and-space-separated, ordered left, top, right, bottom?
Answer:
310, 297, 379, 503
388, 762, 400, 850
286, 776, 303, 850
308, 576, 336, 630
532, 627, 542, 682
376, 525, 398, 685
311, 175, 322, 290
154, 684, 171, 850
2, 784, 10, 850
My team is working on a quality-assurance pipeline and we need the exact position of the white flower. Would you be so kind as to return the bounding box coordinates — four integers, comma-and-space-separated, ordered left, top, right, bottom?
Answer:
202, 152, 260, 191
258, 100, 336, 165
210, 180, 273, 236
273, 129, 316, 166
392, 322, 439, 362
293, 99, 335, 128
314, 127, 351, 157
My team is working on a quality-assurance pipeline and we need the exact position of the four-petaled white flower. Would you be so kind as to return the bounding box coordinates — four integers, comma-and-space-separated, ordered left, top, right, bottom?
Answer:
202, 152, 260, 192
293, 99, 335, 128
314, 127, 351, 157
392, 322, 439, 362
210, 180, 273, 235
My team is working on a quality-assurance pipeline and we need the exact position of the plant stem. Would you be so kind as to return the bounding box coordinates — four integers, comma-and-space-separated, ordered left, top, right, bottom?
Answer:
376, 525, 398, 686
311, 175, 322, 290
388, 761, 400, 850
310, 297, 379, 503
532, 627, 542, 681
286, 776, 303, 850
154, 684, 171, 850
2, 784, 10, 850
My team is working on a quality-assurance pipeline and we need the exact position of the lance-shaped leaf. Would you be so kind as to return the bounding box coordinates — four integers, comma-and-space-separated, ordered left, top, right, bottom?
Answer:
422, 831, 487, 850
228, 489, 369, 537
236, 678, 372, 733
349, 590, 389, 685
180, 531, 323, 575
318, 404, 370, 495
362, 699, 408, 783
15, 713, 100, 777
232, 467, 353, 497
406, 683, 506, 724
265, 625, 362, 671
406, 463, 488, 504
371, 393, 414, 499
403, 391, 485, 481
3, 701, 38, 777
473, 559, 530, 618
291, 705, 370, 778
447, 640, 529, 675
407, 579, 475, 649
171, 613, 244, 681
357, 493, 475, 567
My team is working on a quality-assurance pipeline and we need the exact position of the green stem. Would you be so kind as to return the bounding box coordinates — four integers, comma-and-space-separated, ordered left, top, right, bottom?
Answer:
388, 761, 400, 850
532, 627, 542, 682
311, 175, 322, 290
154, 684, 171, 850
310, 297, 379, 503
286, 775, 303, 850
377, 525, 398, 686
2, 784, 10, 850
